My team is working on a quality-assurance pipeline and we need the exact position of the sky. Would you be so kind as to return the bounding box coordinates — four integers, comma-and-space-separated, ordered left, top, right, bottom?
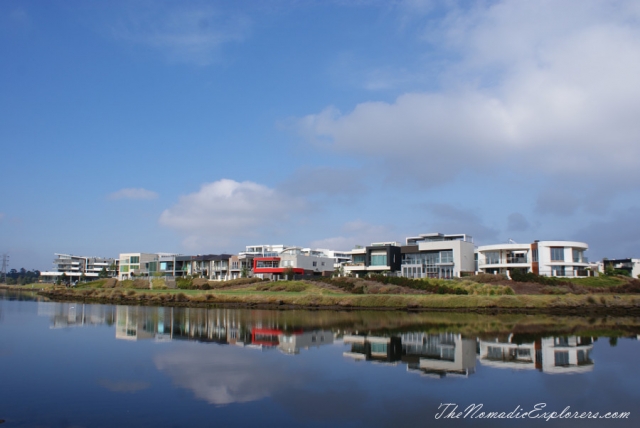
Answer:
1, 0, 640, 271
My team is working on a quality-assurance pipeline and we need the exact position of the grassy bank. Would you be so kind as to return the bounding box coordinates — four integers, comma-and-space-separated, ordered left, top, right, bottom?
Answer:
33, 281, 640, 314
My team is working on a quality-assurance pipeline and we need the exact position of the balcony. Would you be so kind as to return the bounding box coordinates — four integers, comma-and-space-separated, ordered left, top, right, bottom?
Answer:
507, 257, 528, 264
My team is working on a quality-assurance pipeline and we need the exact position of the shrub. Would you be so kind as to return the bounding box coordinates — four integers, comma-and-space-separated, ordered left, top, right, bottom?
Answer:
176, 276, 194, 289
192, 278, 210, 289
471, 273, 509, 283
510, 271, 569, 286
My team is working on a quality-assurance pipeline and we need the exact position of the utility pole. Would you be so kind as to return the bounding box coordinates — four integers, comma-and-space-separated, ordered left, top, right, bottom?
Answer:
1, 253, 9, 283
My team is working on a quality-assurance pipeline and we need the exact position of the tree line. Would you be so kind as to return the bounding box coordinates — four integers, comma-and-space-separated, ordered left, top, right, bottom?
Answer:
3, 268, 41, 285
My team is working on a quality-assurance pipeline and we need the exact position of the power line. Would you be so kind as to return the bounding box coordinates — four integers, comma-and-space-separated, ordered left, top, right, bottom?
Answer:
1, 253, 9, 283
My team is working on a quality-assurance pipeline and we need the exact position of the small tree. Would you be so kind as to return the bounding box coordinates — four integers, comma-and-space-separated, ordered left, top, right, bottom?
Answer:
283, 267, 295, 281
98, 267, 108, 279
241, 266, 249, 278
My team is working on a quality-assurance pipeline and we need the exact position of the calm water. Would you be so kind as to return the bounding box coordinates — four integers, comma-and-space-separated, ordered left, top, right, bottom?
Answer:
1, 290, 639, 427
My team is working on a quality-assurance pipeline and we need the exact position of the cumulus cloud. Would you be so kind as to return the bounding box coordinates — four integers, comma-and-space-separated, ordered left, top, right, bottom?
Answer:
295, 0, 640, 191
111, 3, 250, 65
154, 348, 296, 405
159, 179, 306, 250
108, 188, 158, 200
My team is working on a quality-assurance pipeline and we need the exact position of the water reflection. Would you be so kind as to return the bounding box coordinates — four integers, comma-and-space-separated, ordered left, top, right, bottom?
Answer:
478, 336, 594, 374
3, 293, 639, 427
31, 300, 634, 378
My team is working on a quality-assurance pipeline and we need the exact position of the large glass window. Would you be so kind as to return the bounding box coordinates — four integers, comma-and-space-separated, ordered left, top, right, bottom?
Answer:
353, 254, 365, 264
572, 249, 582, 263
130, 256, 140, 264
370, 254, 388, 266
120, 265, 129, 273
440, 250, 453, 263
551, 265, 565, 276
551, 247, 564, 261
484, 251, 500, 264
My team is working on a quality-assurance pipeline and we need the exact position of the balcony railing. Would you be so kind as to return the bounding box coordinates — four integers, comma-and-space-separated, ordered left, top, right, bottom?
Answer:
507, 257, 528, 264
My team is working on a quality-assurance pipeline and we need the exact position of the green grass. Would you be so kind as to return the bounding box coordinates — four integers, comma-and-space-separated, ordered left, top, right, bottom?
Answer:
568, 276, 628, 287
37, 279, 640, 312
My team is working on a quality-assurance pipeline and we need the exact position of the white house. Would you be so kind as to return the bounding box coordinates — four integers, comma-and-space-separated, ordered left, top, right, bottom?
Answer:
477, 240, 590, 278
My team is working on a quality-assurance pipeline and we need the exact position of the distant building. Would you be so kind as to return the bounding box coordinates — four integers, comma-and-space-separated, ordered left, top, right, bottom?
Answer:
602, 258, 640, 278
252, 247, 334, 279
301, 248, 351, 269
40, 253, 116, 282
344, 242, 403, 276
477, 240, 590, 278
118, 253, 160, 280
401, 233, 476, 279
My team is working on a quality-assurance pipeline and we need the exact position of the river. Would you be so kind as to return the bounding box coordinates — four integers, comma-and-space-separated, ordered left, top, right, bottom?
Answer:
0, 290, 638, 427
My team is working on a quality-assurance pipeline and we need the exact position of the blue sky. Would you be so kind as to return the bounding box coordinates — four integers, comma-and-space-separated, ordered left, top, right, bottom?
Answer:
2, 0, 640, 271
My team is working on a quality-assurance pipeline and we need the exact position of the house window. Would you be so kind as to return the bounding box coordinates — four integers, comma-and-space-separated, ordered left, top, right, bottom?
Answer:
353, 255, 365, 264
130, 256, 140, 264
532, 249, 538, 262
370, 254, 388, 266
440, 250, 453, 263
551, 266, 565, 277
313, 261, 317, 267
484, 251, 500, 265
554, 351, 570, 366
551, 247, 564, 261
321, 262, 325, 266
572, 249, 582, 263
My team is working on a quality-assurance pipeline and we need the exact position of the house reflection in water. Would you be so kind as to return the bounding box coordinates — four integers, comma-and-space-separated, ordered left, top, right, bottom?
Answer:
115, 307, 246, 344
250, 328, 335, 354
478, 335, 594, 374
343, 335, 403, 364
278, 330, 334, 354
37, 301, 116, 329
402, 332, 476, 378
111, 306, 335, 354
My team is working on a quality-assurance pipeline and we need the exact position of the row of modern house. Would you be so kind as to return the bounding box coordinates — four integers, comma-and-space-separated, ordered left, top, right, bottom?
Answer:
39, 232, 640, 282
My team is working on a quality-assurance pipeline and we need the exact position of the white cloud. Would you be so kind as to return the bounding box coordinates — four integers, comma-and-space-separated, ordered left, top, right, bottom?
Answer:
159, 179, 306, 251
154, 348, 297, 405
112, 3, 250, 65
296, 0, 640, 191
108, 188, 158, 200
